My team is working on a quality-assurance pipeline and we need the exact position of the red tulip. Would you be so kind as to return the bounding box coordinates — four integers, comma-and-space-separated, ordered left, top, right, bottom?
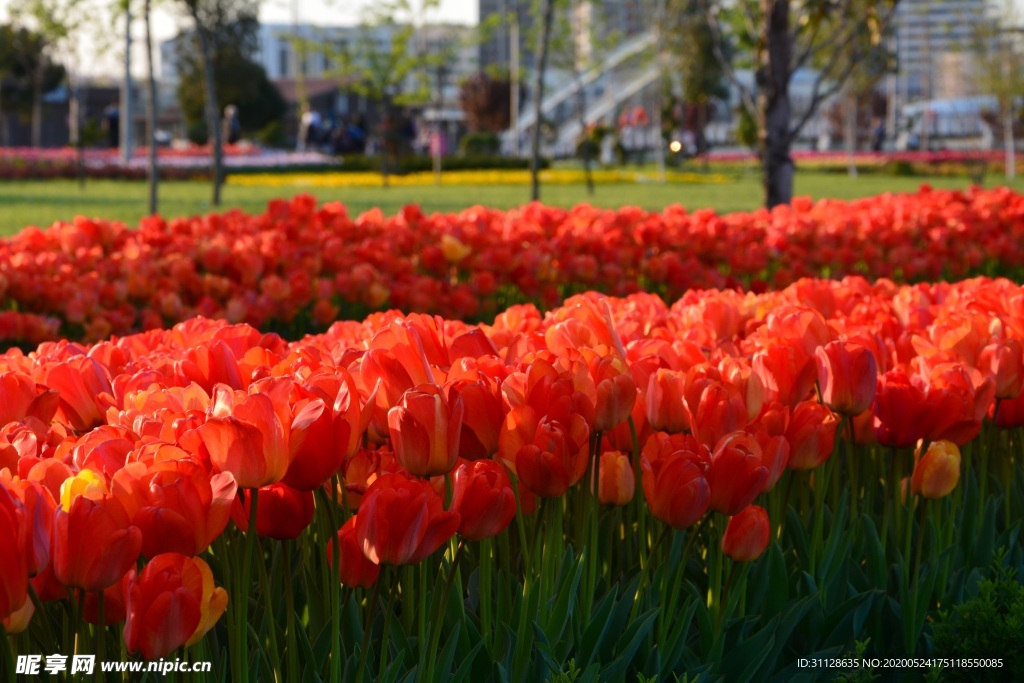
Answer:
124, 553, 228, 660
53, 495, 142, 592
284, 371, 372, 491
449, 380, 504, 460
498, 405, 589, 498
980, 339, 1023, 400
387, 383, 464, 477
640, 440, 711, 529
111, 460, 237, 558
328, 517, 380, 588
815, 341, 877, 416
873, 370, 928, 448
0, 485, 28, 620
722, 505, 770, 562
709, 432, 768, 515
355, 472, 460, 566
190, 380, 294, 489
232, 483, 315, 540
752, 340, 817, 408
786, 402, 838, 470
692, 381, 748, 447
450, 459, 516, 540
646, 369, 690, 434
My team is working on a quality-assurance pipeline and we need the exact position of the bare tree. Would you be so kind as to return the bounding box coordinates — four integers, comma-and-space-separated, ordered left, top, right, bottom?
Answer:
144, 0, 159, 213
702, 0, 900, 208
529, 0, 557, 201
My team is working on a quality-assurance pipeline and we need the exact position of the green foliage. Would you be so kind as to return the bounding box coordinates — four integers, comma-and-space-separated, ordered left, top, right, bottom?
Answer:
0, 23, 66, 120
175, 4, 286, 141
932, 552, 1024, 682
459, 132, 502, 157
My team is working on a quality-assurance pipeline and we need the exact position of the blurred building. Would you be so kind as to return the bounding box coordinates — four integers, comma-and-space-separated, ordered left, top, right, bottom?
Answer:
892, 0, 988, 101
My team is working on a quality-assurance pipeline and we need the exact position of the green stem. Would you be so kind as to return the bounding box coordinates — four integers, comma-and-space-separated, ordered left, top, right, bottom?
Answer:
283, 542, 299, 683
630, 523, 670, 620
354, 570, 383, 683
255, 538, 282, 681
424, 543, 466, 682
235, 487, 259, 683
2, 623, 15, 683
321, 486, 342, 683
96, 591, 106, 683
480, 538, 493, 651
378, 568, 400, 682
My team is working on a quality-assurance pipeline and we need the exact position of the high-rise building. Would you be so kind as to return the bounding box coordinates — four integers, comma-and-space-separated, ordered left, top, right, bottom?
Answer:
892, 0, 989, 101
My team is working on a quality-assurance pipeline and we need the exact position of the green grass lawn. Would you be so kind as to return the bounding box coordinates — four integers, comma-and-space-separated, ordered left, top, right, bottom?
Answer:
2, 170, 1022, 236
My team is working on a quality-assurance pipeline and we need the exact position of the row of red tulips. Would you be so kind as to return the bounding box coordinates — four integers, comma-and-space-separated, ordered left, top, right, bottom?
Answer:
2, 187, 1023, 346
0, 274, 1021, 675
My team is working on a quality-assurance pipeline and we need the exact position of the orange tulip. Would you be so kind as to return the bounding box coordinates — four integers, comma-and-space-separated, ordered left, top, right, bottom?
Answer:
721, 505, 770, 562
911, 440, 961, 499
124, 553, 227, 660
815, 341, 877, 416
355, 472, 460, 566
596, 451, 635, 506
786, 402, 838, 470
387, 384, 464, 477
449, 380, 504, 460
189, 380, 293, 489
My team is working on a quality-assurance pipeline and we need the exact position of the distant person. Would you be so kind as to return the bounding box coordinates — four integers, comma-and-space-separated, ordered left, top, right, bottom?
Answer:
298, 105, 321, 151
223, 105, 241, 145
871, 118, 885, 152
103, 105, 120, 149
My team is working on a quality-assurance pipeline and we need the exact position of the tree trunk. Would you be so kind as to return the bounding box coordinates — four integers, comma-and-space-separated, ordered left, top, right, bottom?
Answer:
845, 92, 858, 178
759, 0, 794, 209
191, 5, 223, 206
69, 76, 84, 188
145, 0, 159, 214
529, 0, 556, 202
571, 55, 594, 195
31, 64, 43, 147
1006, 106, 1016, 181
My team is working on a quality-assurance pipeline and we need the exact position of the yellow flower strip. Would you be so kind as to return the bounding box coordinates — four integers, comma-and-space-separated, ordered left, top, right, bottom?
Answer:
227, 168, 732, 188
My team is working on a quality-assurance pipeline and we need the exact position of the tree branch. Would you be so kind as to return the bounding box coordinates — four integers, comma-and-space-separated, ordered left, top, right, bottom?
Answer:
700, 0, 758, 119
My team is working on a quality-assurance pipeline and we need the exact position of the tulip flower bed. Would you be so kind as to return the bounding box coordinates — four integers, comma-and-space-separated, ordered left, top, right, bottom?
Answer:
2, 187, 1024, 350
2, 276, 1023, 681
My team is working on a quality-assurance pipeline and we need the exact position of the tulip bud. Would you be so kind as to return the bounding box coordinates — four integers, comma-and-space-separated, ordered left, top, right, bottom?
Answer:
596, 451, 635, 506
646, 369, 690, 434
124, 554, 228, 660
232, 483, 315, 540
450, 459, 516, 540
328, 517, 380, 588
815, 341, 878, 416
786, 402, 838, 470
388, 384, 463, 477
911, 440, 961, 499
721, 505, 770, 562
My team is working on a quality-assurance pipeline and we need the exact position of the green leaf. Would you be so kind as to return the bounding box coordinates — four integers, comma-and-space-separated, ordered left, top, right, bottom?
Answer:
577, 586, 617, 669
601, 608, 659, 683
719, 615, 778, 682
450, 642, 485, 683
541, 549, 585, 644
